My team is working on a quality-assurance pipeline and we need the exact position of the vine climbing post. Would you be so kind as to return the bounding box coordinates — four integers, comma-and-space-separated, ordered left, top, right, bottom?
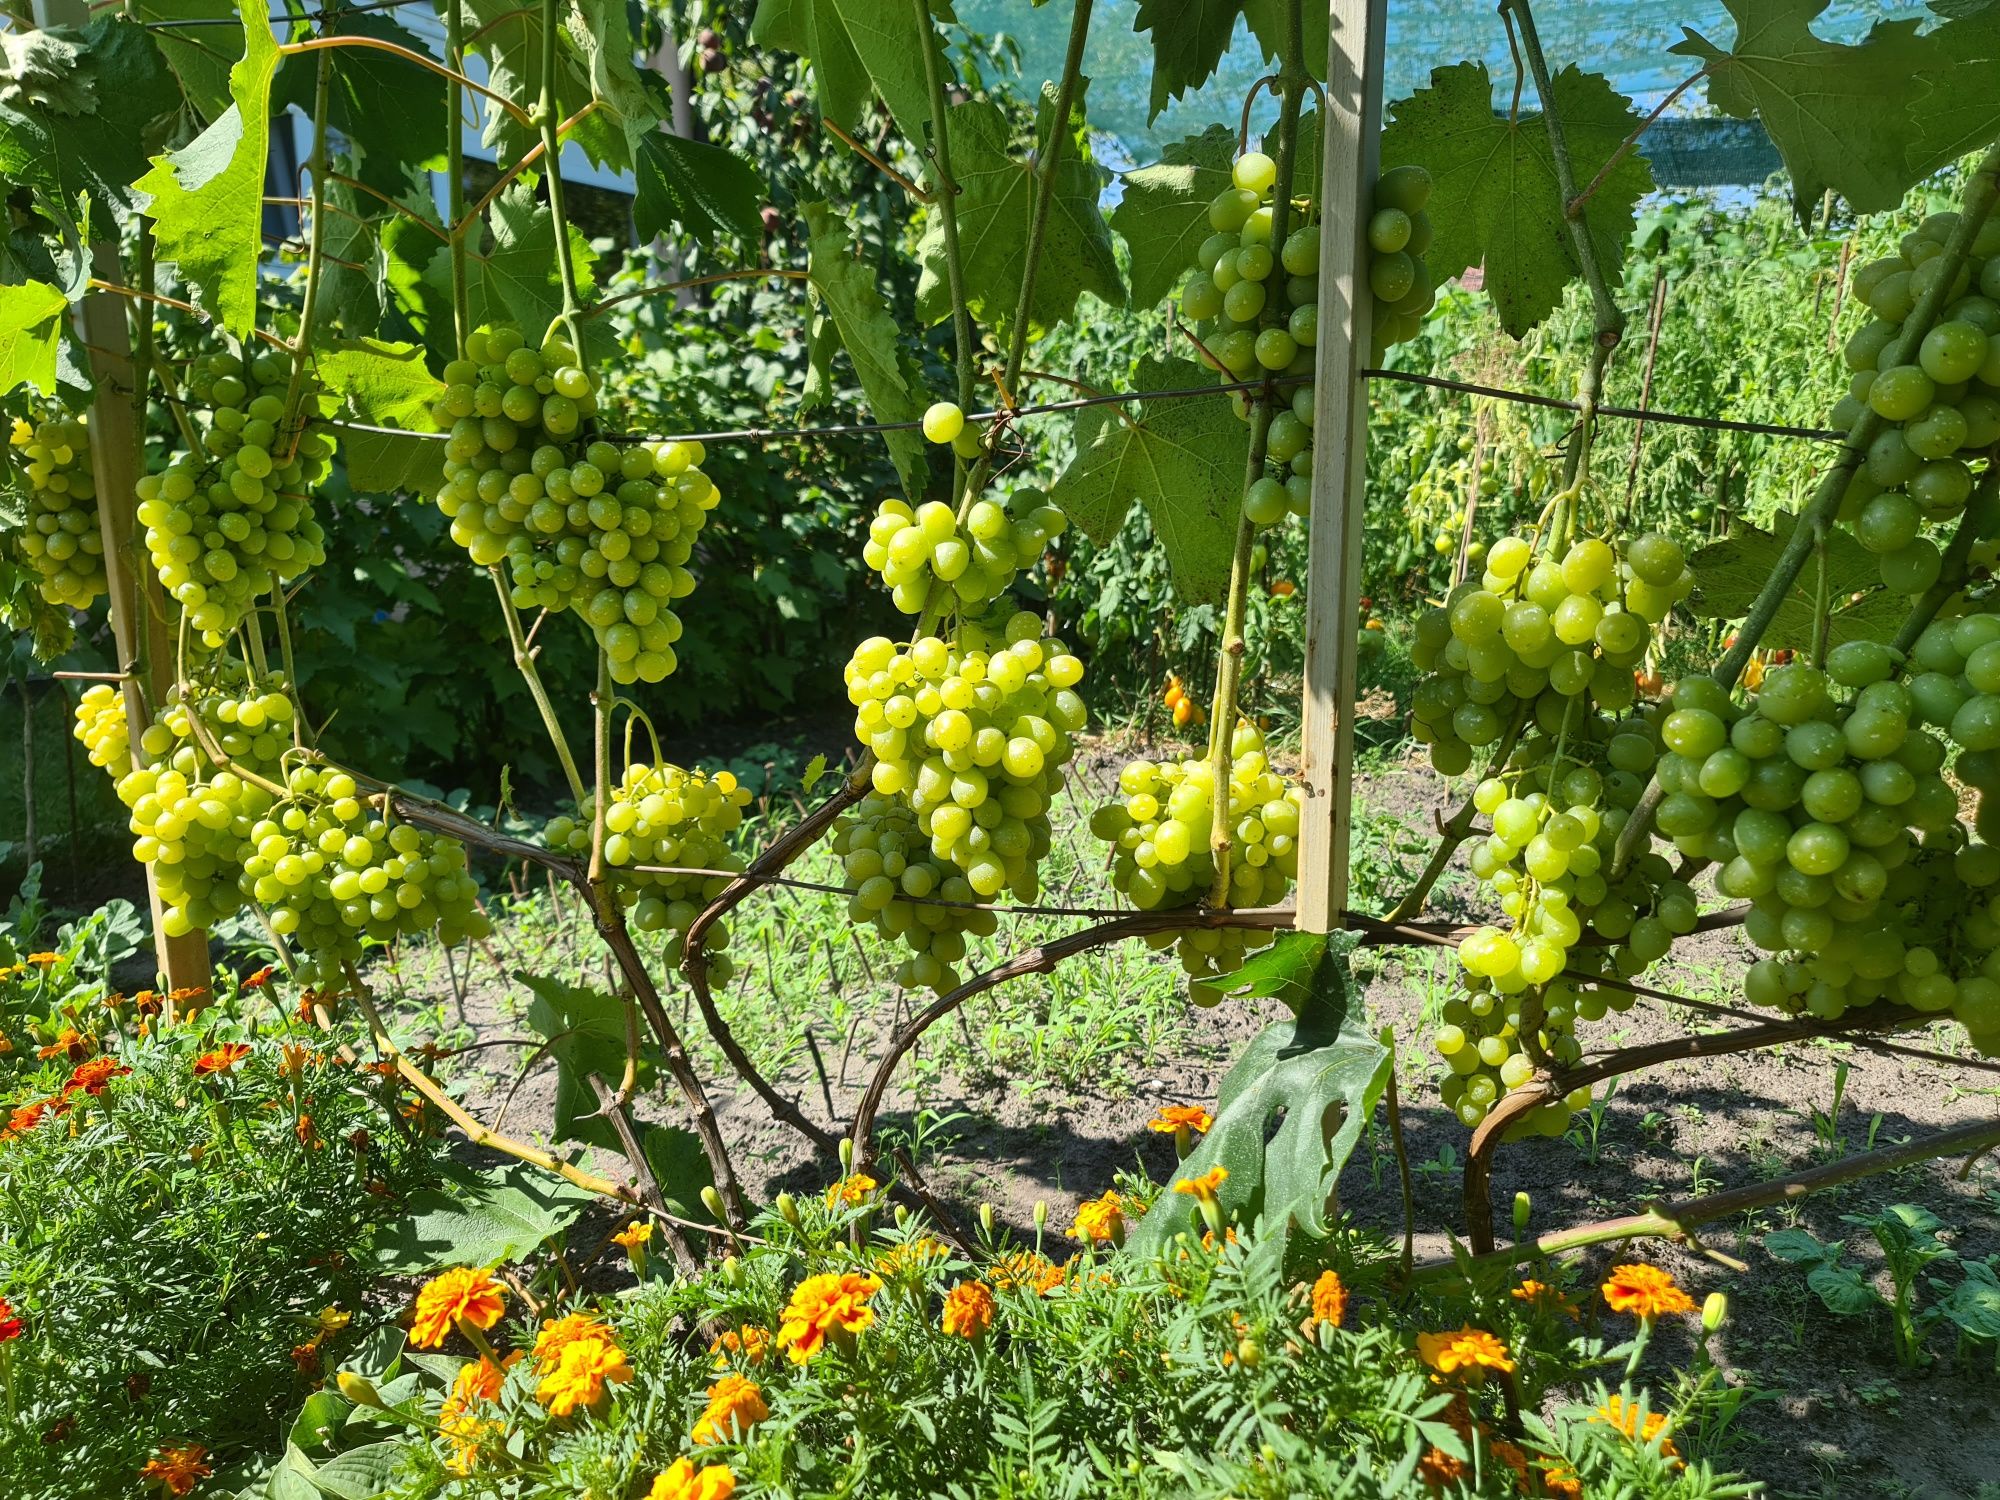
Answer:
1296, 0, 1390, 935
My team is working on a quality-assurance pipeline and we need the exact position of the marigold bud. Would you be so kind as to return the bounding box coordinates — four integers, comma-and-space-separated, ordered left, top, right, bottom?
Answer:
700, 1185, 726, 1221
336, 1372, 384, 1409
1512, 1192, 1532, 1239
776, 1191, 801, 1227
979, 1203, 996, 1236
722, 1254, 744, 1287
838, 1136, 854, 1171
1702, 1292, 1729, 1332
1033, 1199, 1049, 1231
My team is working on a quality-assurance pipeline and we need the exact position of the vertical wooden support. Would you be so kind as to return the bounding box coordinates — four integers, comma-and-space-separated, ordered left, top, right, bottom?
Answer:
36, 0, 210, 991
1296, 0, 1389, 934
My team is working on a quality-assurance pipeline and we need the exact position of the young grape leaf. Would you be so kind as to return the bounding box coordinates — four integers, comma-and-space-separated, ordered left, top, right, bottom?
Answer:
750, 0, 940, 152
0, 279, 71, 398
340, 428, 445, 498
0, 29, 91, 115
467, 185, 611, 365
1688, 511, 1906, 651
132, 3, 280, 336
1048, 356, 1247, 605
1673, 0, 2000, 216
458, 0, 631, 170
314, 338, 442, 431
1127, 931, 1388, 1251
270, 13, 446, 198
632, 130, 768, 247
1380, 63, 1653, 339
1112, 124, 1236, 310
802, 200, 929, 501
913, 88, 1123, 343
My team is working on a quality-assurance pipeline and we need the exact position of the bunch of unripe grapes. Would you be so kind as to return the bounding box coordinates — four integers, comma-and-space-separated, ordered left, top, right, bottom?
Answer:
844, 614, 1085, 913
863, 488, 1067, 614
137, 348, 333, 646
830, 793, 998, 992
248, 765, 488, 983
1410, 530, 1692, 775
10, 412, 104, 608
1366, 165, 1441, 360
542, 763, 752, 981
920, 400, 989, 460
1907, 611, 2000, 812
1833, 200, 2000, 596
1179, 151, 1318, 528
74, 671, 296, 938
1089, 719, 1302, 1000
432, 324, 719, 686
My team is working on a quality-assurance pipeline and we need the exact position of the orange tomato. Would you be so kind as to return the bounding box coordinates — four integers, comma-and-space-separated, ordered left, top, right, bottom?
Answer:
1270, 579, 1296, 597
1172, 698, 1195, 728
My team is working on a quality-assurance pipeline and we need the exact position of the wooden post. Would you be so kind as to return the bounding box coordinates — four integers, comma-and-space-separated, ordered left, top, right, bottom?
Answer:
35, 0, 210, 991
1296, 0, 1389, 934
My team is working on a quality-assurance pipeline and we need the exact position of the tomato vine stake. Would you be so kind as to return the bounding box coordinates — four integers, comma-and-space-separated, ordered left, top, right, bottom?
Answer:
1294, 0, 1387, 936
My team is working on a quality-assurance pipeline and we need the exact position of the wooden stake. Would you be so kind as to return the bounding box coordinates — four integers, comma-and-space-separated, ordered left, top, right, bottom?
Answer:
1296, 0, 1389, 934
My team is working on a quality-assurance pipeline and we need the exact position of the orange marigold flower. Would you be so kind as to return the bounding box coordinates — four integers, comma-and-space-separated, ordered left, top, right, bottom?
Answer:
409, 1267, 507, 1349
290, 1335, 322, 1374
1308, 1269, 1348, 1331
941, 1279, 997, 1340
1173, 1166, 1228, 1203
1417, 1445, 1468, 1489
1489, 1439, 1529, 1478
612, 1221, 654, 1251
1198, 1226, 1239, 1253
777, 1271, 881, 1363
169, 985, 209, 1006
531, 1312, 612, 1373
1067, 1190, 1128, 1244
1416, 1326, 1515, 1378
1542, 1466, 1583, 1499
37, 1028, 93, 1061
692, 1372, 768, 1444
989, 1251, 1065, 1295
0, 1295, 23, 1342
447, 1351, 520, 1410
1147, 1104, 1214, 1135
192, 1042, 250, 1077
1602, 1263, 1695, 1321
139, 1444, 212, 1497
1593, 1393, 1678, 1457
3, 1097, 55, 1139
535, 1332, 632, 1416
708, 1324, 772, 1366
241, 966, 277, 990
649, 1457, 736, 1500
295, 1114, 318, 1148
824, 1172, 878, 1208
25, 952, 59, 969
278, 1043, 316, 1079
63, 1056, 129, 1098
1511, 1279, 1578, 1316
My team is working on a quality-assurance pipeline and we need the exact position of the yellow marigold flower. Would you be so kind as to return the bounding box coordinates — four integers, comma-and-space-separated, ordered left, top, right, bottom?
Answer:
531, 1311, 611, 1373
1511, 1279, 1578, 1316
1173, 1166, 1228, 1203
1308, 1269, 1348, 1331
1067, 1190, 1127, 1244
875, 1236, 948, 1277
535, 1331, 632, 1416
1415, 1326, 1515, 1378
649, 1457, 736, 1500
708, 1324, 772, 1366
612, 1221, 655, 1250
409, 1267, 507, 1349
139, 1444, 212, 1497
279, 1043, 314, 1079
692, 1372, 768, 1445
1542, 1466, 1583, 1499
1602, 1263, 1695, 1321
941, 1279, 997, 1340
1593, 1393, 1679, 1457
825, 1172, 878, 1208
1147, 1103, 1214, 1135
989, 1251, 1065, 1296
317, 1306, 352, 1334
25, 952, 59, 969
777, 1271, 881, 1362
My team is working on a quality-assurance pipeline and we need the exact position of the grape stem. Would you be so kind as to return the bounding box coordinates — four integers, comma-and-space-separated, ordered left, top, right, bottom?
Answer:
489, 568, 588, 808
445, 0, 469, 346
1204, 0, 1307, 908
823, 117, 931, 202
1890, 455, 2000, 656
537, 0, 586, 358
1381, 700, 1532, 924
452, 100, 601, 239
279, 50, 330, 462
277, 36, 532, 126
912, 0, 974, 425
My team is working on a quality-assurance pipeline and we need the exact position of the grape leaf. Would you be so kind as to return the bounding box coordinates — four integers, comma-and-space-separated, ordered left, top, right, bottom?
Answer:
519, 971, 651, 1155
0, 279, 71, 398
802, 200, 928, 502
750, 0, 941, 151
132, 2, 281, 336
1688, 511, 1908, 651
0, 19, 182, 221
131, 0, 239, 119
314, 338, 442, 431
459, 0, 630, 170
468, 185, 603, 357
0, 29, 91, 115
271, 13, 446, 199
316, 176, 385, 336
1379, 63, 1653, 339
914, 88, 1123, 342
1047, 356, 1247, 605
341, 427, 445, 498
1112, 124, 1235, 310
632, 130, 768, 247
1132, 0, 1244, 122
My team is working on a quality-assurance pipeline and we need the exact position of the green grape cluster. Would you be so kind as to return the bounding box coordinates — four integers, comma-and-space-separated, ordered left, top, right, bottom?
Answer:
251, 765, 488, 984
74, 671, 296, 938
1833, 199, 2000, 596
831, 793, 998, 992
1410, 530, 1692, 776
431, 324, 718, 686
1906, 613, 2000, 813
843, 613, 1087, 909
1178, 150, 1320, 528
137, 347, 333, 646
10, 412, 104, 608
1088, 719, 1303, 998
542, 763, 753, 982
862, 489, 1067, 615
1365, 164, 1442, 360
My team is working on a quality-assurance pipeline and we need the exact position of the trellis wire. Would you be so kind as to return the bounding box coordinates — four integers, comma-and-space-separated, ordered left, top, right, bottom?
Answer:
142, 0, 428, 26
